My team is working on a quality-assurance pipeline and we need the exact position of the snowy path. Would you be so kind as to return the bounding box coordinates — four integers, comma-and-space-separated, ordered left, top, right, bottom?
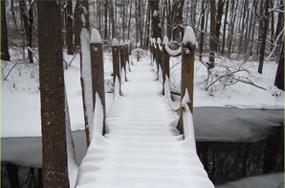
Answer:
76, 61, 214, 188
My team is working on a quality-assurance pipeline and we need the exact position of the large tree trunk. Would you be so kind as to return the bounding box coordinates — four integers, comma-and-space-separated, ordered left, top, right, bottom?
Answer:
65, 0, 74, 55
1, 0, 10, 61
258, 0, 269, 74
274, 43, 284, 90
209, 0, 216, 69
38, 1, 70, 187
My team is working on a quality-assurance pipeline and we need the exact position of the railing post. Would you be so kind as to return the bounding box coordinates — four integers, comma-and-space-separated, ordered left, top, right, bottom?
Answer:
112, 38, 121, 95
162, 36, 170, 95
125, 41, 130, 72
157, 38, 162, 80
120, 40, 127, 81
90, 29, 106, 134
177, 26, 196, 135
181, 26, 196, 113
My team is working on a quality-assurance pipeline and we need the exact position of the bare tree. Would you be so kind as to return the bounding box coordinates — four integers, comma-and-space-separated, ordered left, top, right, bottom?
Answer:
65, 0, 74, 55
209, 0, 216, 69
215, 0, 225, 52
258, 0, 269, 74
172, 0, 185, 42
199, 0, 206, 61
19, 0, 35, 63
274, 43, 284, 90
1, 0, 10, 61
38, 1, 69, 187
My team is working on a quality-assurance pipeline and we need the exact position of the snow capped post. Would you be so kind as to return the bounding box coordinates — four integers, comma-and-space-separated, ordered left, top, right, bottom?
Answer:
181, 26, 196, 113
162, 36, 170, 95
90, 28, 106, 135
112, 38, 121, 96
119, 39, 127, 82
177, 26, 196, 135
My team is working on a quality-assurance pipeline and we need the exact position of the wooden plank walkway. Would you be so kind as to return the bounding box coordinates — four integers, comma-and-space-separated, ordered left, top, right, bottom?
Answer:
76, 61, 214, 188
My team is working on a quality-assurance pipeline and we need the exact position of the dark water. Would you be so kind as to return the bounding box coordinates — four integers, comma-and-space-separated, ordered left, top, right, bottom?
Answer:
1, 107, 284, 187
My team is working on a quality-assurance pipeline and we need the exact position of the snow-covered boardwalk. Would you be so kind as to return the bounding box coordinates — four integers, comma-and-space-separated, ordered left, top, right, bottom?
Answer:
76, 61, 214, 188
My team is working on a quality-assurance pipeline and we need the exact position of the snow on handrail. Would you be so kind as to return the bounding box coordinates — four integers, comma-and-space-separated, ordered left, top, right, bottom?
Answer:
164, 76, 179, 111
113, 76, 120, 99
164, 42, 182, 57
181, 89, 195, 148
90, 93, 105, 140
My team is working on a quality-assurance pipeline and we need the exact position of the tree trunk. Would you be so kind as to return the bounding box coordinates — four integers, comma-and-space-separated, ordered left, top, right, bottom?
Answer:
258, 0, 269, 74
274, 43, 284, 90
172, 0, 185, 42
127, 0, 133, 40
215, 0, 225, 52
104, 0, 108, 42
110, 1, 116, 38
199, 0, 206, 61
221, 0, 229, 55
1, 0, 10, 61
65, 0, 74, 55
19, 1, 34, 63
10, 0, 19, 31
38, 1, 70, 187
209, 0, 216, 69
274, 0, 284, 57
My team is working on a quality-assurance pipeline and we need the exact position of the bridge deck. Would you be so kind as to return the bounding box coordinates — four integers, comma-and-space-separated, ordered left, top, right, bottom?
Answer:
76, 60, 214, 188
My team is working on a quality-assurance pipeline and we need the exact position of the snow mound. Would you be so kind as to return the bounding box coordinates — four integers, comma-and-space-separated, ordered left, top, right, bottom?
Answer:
90, 28, 102, 44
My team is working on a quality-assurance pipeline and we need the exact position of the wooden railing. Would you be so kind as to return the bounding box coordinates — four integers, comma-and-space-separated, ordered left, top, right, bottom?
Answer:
149, 26, 196, 138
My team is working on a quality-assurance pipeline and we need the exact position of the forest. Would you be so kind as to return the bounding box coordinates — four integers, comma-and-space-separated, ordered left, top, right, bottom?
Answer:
1, 0, 284, 187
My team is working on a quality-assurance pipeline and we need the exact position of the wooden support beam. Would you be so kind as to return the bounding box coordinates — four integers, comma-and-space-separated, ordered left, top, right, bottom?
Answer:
90, 29, 106, 135
112, 38, 121, 95
120, 40, 127, 81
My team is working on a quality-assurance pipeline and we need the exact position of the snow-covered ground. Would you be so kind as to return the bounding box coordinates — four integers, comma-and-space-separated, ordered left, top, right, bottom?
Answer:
1, 49, 284, 138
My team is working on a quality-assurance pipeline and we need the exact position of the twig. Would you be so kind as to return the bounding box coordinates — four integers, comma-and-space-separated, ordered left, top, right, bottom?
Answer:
4, 63, 27, 80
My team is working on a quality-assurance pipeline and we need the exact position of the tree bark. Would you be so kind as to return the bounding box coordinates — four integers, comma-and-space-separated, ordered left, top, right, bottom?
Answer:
209, 0, 216, 69
258, 0, 269, 74
65, 0, 74, 55
104, 0, 108, 42
274, 43, 284, 90
172, 0, 185, 42
221, 0, 229, 55
215, 0, 225, 52
199, 0, 206, 61
19, 1, 34, 63
1, 0, 10, 61
38, 1, 70, 187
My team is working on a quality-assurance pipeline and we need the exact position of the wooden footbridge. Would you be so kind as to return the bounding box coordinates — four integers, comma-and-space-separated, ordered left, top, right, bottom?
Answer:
75, 27, 214, 188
